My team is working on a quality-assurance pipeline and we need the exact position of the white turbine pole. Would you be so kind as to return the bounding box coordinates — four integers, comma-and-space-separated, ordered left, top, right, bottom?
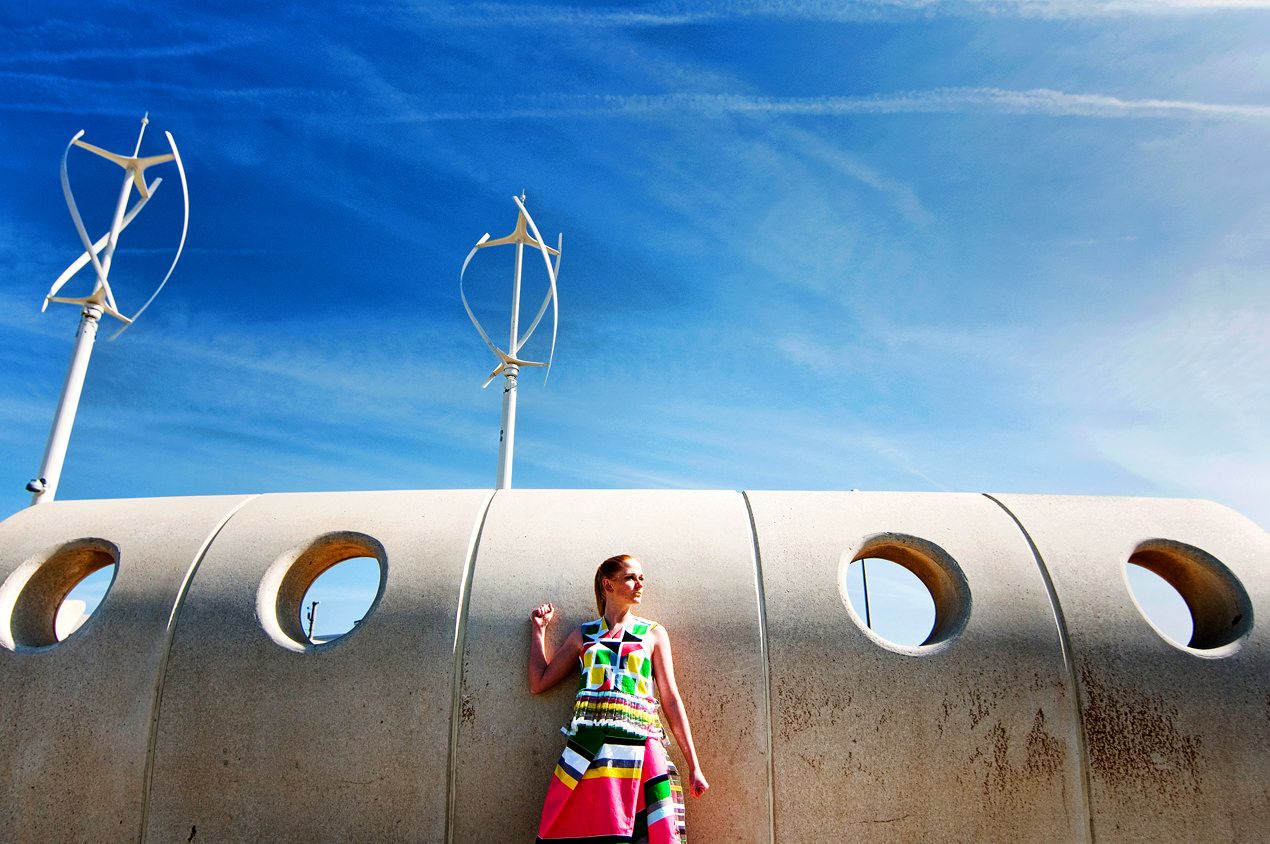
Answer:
28, 304, 102, 504
497, 236, 526, 489
27, 115, 188, 505
459, 195, 561, 490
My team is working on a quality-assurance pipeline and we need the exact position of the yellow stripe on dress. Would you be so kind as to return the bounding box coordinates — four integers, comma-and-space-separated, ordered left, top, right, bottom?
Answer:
553, 766, 580, 789
582, 765, 643, 780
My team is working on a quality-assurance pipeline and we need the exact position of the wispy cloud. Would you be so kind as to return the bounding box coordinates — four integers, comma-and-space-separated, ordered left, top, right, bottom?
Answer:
992, 0, 1270, 15
777, 319, 1037, 384
426, 3, 726, 27
390, 89, 1270, 124
1065, 235, 1141, 246
418, 0, 1270, 26
0, 71, 346, 116
0, 20, 256, 65
6, 65, 1266, 129
769, 126, 935, 227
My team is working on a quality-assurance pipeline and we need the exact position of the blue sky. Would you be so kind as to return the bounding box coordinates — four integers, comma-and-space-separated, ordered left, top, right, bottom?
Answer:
2, 1, 1267, 545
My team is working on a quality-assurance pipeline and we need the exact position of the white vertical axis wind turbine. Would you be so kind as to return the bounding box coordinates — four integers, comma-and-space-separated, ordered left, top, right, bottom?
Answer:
459, 195, 561, 489
27, 114, 189, 505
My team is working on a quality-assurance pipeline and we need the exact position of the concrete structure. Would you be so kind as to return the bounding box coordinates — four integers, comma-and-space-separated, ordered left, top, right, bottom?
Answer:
0, 490, 1266, 843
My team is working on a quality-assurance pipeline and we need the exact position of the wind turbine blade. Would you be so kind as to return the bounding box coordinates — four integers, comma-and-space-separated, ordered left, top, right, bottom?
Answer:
45, 181, 160, 309
544, 232, 561, 384
512, 195, 560, 384
109, 132, 188, 340
515, 231, 563, 357
101, 279, 120, 313
45, 255, 88, 311
459, 233, 491, 278
60, 131, 112, 290
518, 291, 551, 350
459, 233, 509, 359
481, 362, 507, 389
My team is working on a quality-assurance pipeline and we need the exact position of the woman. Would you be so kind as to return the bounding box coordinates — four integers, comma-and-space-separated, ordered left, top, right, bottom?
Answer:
529, 554, 708, 843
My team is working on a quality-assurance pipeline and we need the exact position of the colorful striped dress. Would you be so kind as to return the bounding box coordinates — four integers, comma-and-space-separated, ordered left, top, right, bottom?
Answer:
536, 616, 687, 844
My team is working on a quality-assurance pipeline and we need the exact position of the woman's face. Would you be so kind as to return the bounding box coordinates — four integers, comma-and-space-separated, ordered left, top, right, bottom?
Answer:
605, 558, 645, 607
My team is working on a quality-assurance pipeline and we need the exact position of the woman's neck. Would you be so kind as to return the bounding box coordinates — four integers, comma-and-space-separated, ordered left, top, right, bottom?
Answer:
603, 606, 634, 630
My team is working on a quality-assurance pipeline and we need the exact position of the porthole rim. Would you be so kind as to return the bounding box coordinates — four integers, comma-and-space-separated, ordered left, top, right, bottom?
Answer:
256, 530, 388, 653
0, 537, 121, 652
1122, 538, 1252, 657
837, 532, 972, 657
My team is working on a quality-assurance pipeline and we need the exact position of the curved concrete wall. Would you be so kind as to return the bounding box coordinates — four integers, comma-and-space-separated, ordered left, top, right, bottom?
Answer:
454, 490, 769, 844
141, 490, 494, 843
747, 491, 1086, 843
0, 490, 1266, 843
990, 494, 1270, 843
0, 495, 253, 844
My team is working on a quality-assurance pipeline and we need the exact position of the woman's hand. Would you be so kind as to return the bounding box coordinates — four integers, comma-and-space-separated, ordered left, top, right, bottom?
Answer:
528, 611, 583, 694
531, 603, 554, 633
687, 769, 709, 799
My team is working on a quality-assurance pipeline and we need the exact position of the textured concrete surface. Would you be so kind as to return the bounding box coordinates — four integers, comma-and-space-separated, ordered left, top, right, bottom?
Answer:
141, 489, 492, 844
453, 489, 770, 844
748, 491, 1086, 843
990, 494, 1270, 843
0, 494, 253, 844
0, 489, 1266, 843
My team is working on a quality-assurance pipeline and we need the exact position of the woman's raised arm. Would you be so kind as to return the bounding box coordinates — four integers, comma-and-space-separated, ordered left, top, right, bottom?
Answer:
528, 603, 584, 694
650, 624, 709, 798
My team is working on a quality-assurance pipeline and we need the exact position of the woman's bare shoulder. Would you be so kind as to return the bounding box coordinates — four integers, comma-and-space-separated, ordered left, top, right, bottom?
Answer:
645, 620, 672, 644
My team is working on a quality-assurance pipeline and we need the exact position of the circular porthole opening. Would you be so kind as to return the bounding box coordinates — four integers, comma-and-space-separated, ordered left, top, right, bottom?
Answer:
1125, 563, 1192, 646
838, 534, 971, 653
843, 558, 936, 647
302, 556, 382, 643
258, 532, 387, 651
56, 562, 117, 641
1125, 540, 1251, 651
0, 538, 119, 650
